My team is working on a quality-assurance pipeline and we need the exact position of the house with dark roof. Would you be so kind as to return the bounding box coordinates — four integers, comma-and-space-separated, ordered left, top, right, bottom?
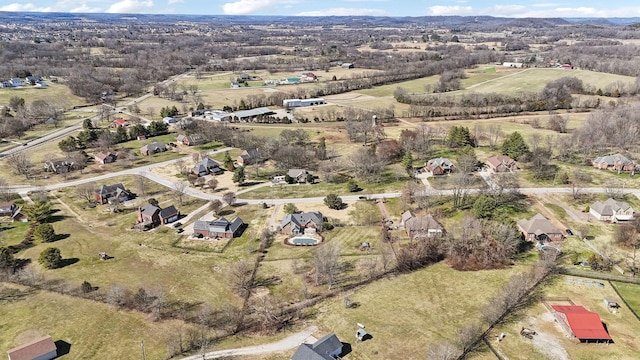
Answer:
281, 211, 323, 235
193, 217, 244, 239
291, 333, 343, 360
589, 198, 635, 223
94, 183, 131, 205
592, 154, 636, 172
7, 335, 57, 360
191, 157, 223, 177
177, 133, 206, 146
551, 305, 612, 343
140, 142, 167, 156
94, 150, 117, 164
517, 213, 564, 242
137, 203, 179, 228
237, 148, 262, 166
425, 157, 455, 175
401, 211, 445, 239
486, 155, 518, 173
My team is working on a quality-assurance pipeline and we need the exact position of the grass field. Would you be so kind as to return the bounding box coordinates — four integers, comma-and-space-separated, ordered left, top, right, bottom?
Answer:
0, 83, 85, 108
0, 284, 201, 360
312, 262, 529, 360
612, 282, 640, 315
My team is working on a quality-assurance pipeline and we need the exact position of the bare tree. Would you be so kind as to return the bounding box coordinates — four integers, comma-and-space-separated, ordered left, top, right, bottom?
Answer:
425, 342, 460, 360
172, 182, 188, 206
222, 191, 236, 206
208, 199, 223, 215
135, 174, 149, 199
228, 259, 255, 297
313, 242, 342, 289
0, 178, 10, 201
207, 178, 218, 191
76, 182, 96, 204
6, 152, 32, 179
604, 179, 625, 200
175, 159, 188, 175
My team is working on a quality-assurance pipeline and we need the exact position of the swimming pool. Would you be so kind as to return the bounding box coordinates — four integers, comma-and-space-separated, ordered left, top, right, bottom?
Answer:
289, 237, 320, 246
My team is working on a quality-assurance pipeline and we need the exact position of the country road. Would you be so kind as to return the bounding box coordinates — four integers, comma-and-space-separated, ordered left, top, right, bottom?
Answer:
180, 325, 318, 360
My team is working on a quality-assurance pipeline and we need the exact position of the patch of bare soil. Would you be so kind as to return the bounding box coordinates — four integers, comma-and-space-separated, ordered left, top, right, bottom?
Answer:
532, 331, 570, 360
532, 312, 570, 360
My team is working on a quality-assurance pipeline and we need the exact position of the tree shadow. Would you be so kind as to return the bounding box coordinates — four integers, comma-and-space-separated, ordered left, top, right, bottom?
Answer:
217, 209, 236, 216
59, 258, 79, 268
51, 233, 70, 242
54, 340, 72, 356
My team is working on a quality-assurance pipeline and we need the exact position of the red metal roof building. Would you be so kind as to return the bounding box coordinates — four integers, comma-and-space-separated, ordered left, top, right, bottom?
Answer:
551, 305, 612, 343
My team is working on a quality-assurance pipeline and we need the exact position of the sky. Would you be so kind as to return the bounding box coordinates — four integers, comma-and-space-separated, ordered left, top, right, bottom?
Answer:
1, 0, 640, 18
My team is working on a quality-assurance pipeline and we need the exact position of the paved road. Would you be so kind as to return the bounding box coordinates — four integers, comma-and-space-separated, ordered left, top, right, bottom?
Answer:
181, 325, 318, 360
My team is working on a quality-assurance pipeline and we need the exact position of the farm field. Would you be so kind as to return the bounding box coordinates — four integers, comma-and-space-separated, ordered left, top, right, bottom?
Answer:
480, 276, 640, 360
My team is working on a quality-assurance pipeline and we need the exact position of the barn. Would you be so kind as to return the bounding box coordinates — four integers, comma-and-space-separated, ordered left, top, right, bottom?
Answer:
551, 305, 612, 343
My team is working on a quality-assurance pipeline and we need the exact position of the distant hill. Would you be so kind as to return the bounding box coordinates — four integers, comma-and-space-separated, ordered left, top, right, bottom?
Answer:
1, 12, 640, 28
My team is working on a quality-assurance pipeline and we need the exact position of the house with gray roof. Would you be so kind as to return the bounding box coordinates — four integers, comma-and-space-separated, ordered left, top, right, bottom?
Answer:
137, 203, 179, 228
140, 141, 167, 156
590, 198, 635, 222
291, 333, 342, 360
237, 148, 262, 166
281, 211, 323, 235
592, 154, 636, 172
425, 157, 455, 175
402, 211, 445, 239
517, 213, 564, 242
193, 217, 244, 239
94, 183, 131, 205
192, 157, 223, 177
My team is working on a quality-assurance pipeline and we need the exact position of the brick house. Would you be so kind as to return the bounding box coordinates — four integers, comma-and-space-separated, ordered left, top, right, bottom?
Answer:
401, 211, 445, 239
281, 211, 323, 235
140, 142, 167, 156
425, 157, 455, 175
517, 213, 564, 242
94, 150, 117, 164
592, 154, 636, 172
176, 133, 206, 146
236, 148, 261, 166
137, 203, 179, 228
486, 155, 518, 173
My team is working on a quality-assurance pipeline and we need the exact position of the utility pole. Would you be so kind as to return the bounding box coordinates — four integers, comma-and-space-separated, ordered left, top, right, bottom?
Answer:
141, 340, 147, 360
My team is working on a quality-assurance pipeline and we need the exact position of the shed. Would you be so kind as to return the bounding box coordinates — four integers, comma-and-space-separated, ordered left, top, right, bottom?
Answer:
551, 305, 612, 343
356, 328, 368, 341
7, 335, 57, 360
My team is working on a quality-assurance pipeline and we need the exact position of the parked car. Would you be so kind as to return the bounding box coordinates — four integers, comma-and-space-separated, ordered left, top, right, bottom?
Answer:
173, 222, 182, 228
176, 228, 184, 234
566, 229, 573, 236
191, 233, 203, 239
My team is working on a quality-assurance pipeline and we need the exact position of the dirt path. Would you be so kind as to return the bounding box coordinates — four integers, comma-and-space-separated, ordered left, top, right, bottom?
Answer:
180, 325, 318, 360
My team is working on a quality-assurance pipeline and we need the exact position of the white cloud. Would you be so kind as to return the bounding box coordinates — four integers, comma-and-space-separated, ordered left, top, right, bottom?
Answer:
70, 4, 103, 12
107, 0, 154, 13
0, 3, 51, 11
168, 0, 184, 4
531, 3, 560, 7
297, 8, 389, 16
427, 5, 474, 16
222, 0, 298, 15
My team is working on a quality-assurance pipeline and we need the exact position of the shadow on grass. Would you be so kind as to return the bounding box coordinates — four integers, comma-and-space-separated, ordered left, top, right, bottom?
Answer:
54, 340, 71, 356
339, 343, 353, 357
59, 258, 79, 268
217, 209, 236, 216
51, 233, 70, 242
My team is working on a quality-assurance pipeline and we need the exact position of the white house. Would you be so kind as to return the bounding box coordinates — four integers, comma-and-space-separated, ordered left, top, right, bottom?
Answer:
282, 98, 326, 108
590, 198, 635, 222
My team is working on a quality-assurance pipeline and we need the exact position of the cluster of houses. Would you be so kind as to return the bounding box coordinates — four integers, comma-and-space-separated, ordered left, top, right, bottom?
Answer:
424, 154, 518, 175
1, 75, 47, 88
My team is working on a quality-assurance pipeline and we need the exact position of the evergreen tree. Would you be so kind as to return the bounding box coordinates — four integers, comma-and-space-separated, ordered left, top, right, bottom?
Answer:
232, 166, 245, 184
39, 247, 62, 269
115, 126, 129, 143
33, 223, 56, 243
223, 151, 235, 171
324, 193, 344, 210
0, 247, 15, 270
402, 151, 414, 176
148, 121, 168, 136
502, 131, 530, 160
